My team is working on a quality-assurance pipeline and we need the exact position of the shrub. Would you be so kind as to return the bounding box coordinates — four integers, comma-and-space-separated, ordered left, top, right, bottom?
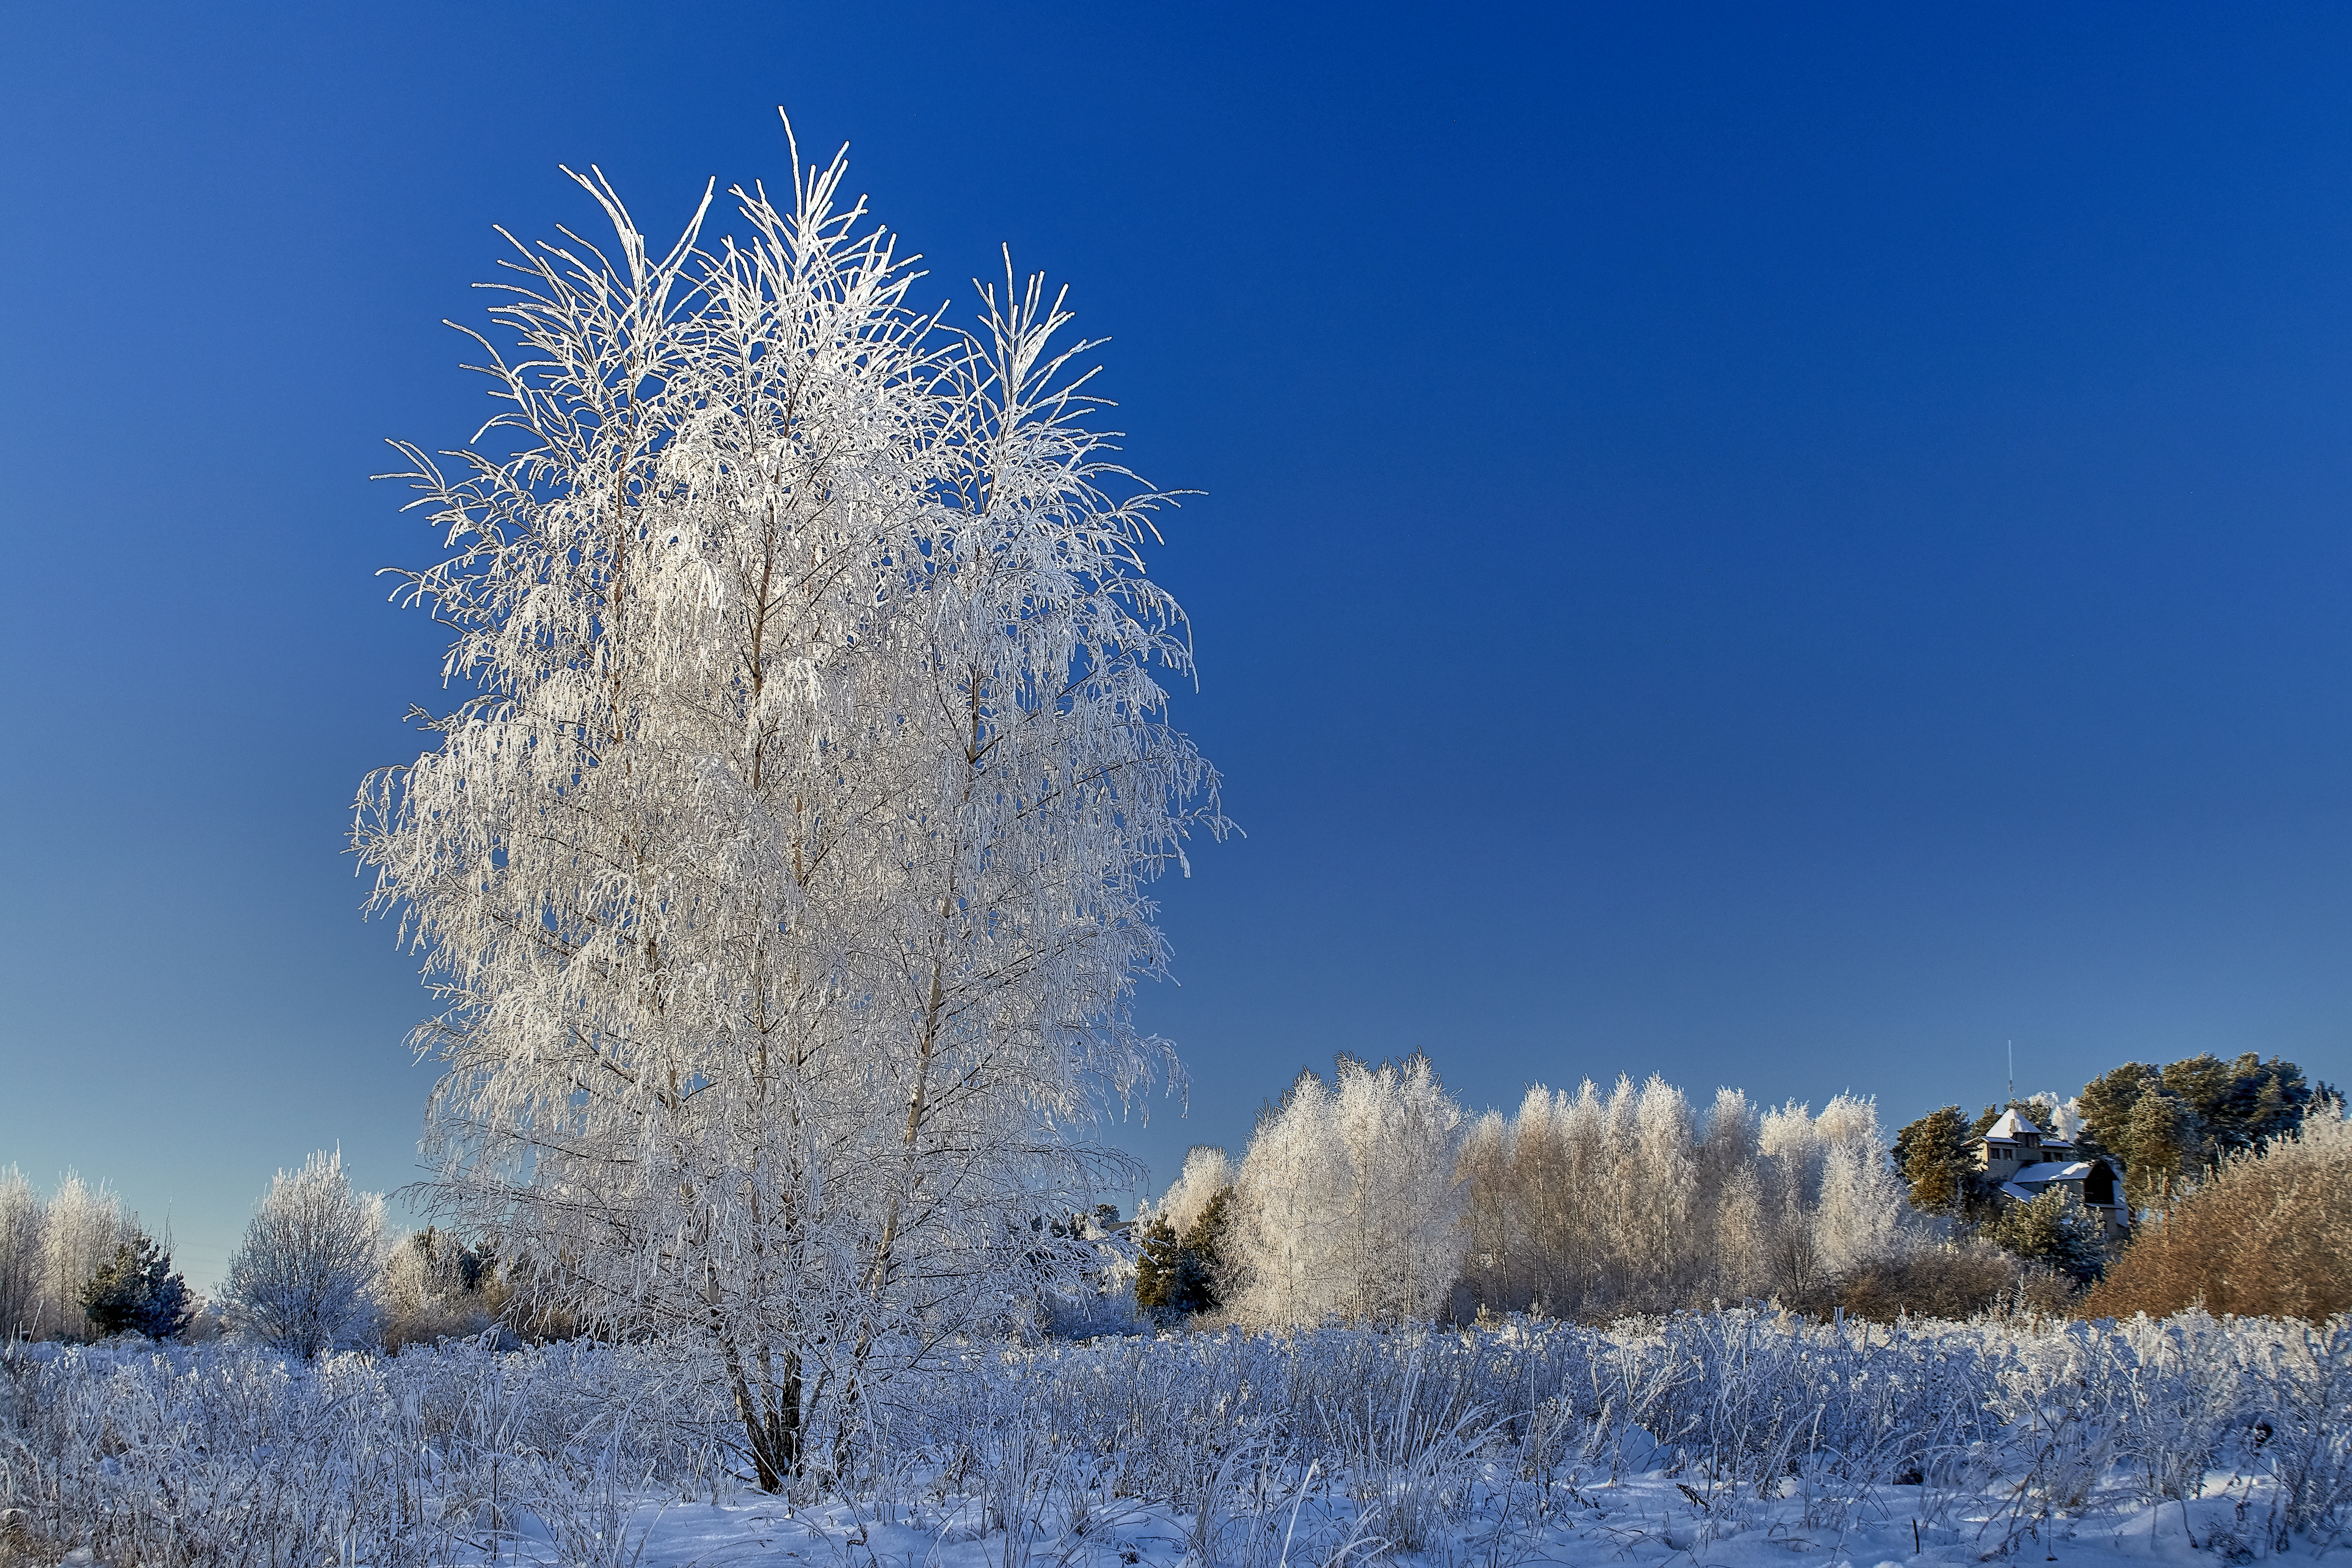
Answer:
1827, 1240, 2023, 1322
378, 1227, 502, 1351
2080, 1111, 2352, 1321
223, 1151, 387, 1356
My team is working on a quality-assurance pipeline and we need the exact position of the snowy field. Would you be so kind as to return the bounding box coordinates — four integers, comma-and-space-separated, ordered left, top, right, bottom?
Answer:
2, 1309, 2347, 1568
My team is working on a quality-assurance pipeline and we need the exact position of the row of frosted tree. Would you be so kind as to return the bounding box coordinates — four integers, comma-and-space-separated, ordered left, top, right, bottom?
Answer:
0, 1170, 149, 1341
1141, 1058, 1911, 1328
1457, 1077, 1906, 1319
0, 1152, 503, 1353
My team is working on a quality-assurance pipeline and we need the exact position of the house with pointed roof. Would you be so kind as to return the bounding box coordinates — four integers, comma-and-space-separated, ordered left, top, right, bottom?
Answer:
1971, 1108, 2128, 1242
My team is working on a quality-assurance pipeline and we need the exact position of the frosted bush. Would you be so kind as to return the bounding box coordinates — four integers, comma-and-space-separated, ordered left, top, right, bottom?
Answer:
223, 1150, 387, 1356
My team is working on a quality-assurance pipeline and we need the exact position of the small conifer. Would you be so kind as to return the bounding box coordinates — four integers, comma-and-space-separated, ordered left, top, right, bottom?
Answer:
79, 1234, 194, 1340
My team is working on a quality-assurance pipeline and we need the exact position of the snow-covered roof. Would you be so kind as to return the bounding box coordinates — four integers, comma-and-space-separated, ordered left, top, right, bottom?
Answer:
1983, 1109, 2042, 1142
1998, 1160, 2120, 1207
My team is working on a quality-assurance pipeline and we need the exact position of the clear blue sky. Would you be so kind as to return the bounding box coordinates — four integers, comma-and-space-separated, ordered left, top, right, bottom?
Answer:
5, 3, 2352, 1290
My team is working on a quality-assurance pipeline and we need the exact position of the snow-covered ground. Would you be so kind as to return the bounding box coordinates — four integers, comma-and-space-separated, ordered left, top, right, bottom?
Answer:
2, 1308, 2345, 1567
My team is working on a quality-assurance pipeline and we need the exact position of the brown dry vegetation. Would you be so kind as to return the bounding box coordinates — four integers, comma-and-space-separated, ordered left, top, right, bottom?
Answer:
1782, 1242, 2085, 1323
1821, 1243, 2023, 1321
2079, 1113, 2352, 1321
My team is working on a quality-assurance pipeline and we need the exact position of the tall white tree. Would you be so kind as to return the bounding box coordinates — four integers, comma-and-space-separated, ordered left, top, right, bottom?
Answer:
1694, 1086, 1758, 1282
355, 126, 1221, 1488
1625, 1076, 1697, 1294
1578, 1076, 1657, 1296
1226, 1071, 1346, 1327
1757, 1100, 1829, 1295
1331, 1055, 1465, 1321
0, 1168, 44, 1341
1227, 1056, 1465, 1326
1713, 1161, 1772, 1299
1457, 1111, 1513, 1298
39, 1175, 130, 1341
1811, 1094, 1907, 1278
224, 1150, 388, 1357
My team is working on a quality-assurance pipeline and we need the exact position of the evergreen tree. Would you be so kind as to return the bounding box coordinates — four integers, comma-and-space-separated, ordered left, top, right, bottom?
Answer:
2076, 1064, 2155, 1161
2121, 1089, 2198, 1210
1179, 1189, 1232, 1296
1163, 1245, 1212, 1316
78, 1234, 193, 1340
2156, 1053, 2310, 1160
1134, 1187, 1232, 1319
1134, 1216, 1183, 1316
2077, 1054, 2313, 1202
1982, 1185, 2105, 1283
1165, 1186, 1233, 1315
1891, 1105, 1973, 1216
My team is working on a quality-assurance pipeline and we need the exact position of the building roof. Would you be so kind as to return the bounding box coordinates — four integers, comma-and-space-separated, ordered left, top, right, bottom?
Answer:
1983, 1108, 2042, 1142
2011, 1159, 2093, 1185
2000, 1159, 2107, 1205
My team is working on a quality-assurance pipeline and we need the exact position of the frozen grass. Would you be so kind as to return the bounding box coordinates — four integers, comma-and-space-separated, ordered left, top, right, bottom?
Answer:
2, 1308, 2347, 1567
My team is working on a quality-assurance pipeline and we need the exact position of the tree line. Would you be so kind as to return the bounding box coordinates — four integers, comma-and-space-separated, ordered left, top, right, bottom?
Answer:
0, 1170, 189, 1342
0, 1152, 502, 1353
1122, 1049, 2341, 1332
1130, 1059, 1908, 1328
9, 1047, 2344, 1356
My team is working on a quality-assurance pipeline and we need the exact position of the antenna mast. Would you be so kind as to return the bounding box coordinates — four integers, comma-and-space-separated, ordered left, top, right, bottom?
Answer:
2007, 1040, 2014, 1105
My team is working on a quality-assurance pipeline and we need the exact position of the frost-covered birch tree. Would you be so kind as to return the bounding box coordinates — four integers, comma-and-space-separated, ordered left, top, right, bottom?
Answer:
1812, 1094, 1907, 1278
356, 125, 1221, 1488
1147, 1145, 1232, 1240
1625, 1077, 1696, 1290
0, 1168, 45, 1341
39, 1175, 131, 1342
1226, 1072, 1345, 1327
1456, 1078, 1913, 1318
1756, 1100, 1830, 1296
1227, 1057, 1465, 1325
1328, 1055, 1465, 1321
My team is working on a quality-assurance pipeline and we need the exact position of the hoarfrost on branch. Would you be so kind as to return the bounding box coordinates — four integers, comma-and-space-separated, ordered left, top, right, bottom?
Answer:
354, 121, 1223, 1487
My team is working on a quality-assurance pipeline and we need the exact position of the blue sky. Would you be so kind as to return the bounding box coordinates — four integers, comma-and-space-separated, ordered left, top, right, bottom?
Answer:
5, 3, 2352, 1289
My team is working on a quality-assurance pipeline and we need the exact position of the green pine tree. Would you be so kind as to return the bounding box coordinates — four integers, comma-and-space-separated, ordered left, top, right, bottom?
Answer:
2076, 1064, 2157, 1162
80, 1235, 194, 1341
1134, 1216, 1183, 1315
1170, 1187, 1234, 1315
1984, 1187, 2106, 1284
1892, 1105, 1974, 1216
2077, 1054, 2314, 1203
2121, 1089, 2199, 1210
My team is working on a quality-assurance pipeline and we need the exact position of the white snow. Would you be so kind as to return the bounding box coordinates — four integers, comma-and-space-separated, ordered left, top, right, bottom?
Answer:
3, 1306, 2346, 1567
